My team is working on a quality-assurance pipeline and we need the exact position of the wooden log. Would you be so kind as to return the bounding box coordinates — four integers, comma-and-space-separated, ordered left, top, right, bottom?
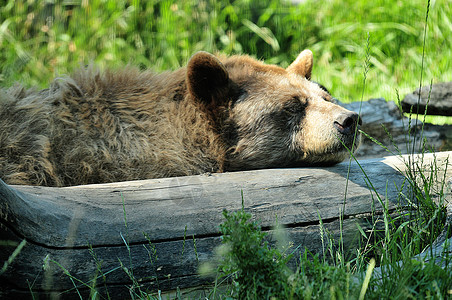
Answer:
1, 152, 451, 299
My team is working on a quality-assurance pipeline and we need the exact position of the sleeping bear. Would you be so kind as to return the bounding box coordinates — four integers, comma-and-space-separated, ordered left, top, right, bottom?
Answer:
0, 50, 361, 186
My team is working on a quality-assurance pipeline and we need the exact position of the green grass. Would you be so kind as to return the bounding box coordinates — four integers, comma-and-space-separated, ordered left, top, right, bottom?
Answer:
1, 0, 451, 106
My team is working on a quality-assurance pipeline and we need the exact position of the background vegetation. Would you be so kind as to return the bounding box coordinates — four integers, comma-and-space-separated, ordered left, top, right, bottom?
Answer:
1, 0, 451, 106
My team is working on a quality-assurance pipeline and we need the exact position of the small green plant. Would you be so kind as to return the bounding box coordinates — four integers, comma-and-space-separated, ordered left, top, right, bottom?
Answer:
217, 208, 292, 299
214, 193, 450, 299
216, 207, 362, 299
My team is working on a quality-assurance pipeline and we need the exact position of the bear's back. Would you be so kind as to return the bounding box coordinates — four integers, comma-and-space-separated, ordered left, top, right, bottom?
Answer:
0, 67, 223, 186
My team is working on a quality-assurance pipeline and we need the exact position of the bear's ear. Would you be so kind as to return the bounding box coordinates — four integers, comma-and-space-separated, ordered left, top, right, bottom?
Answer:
186, 51, 229, 105
286, 49, 313, 80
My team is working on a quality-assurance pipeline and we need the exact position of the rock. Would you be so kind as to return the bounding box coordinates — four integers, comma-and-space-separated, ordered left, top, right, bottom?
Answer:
339, 98, 452, 159
341, 98, 404, 132
401, 82, 452, 116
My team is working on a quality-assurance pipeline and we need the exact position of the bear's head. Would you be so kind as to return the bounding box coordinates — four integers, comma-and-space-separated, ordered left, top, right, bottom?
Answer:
186, 50, 362, 170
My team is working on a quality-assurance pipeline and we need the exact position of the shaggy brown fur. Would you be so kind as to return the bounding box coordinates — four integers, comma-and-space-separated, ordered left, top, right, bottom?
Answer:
0, 50, 361, 186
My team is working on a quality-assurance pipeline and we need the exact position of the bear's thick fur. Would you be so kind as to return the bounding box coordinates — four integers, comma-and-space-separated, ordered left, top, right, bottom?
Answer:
0, 50, 361, 186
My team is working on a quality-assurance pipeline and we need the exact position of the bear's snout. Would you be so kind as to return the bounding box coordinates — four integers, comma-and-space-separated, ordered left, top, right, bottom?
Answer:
334, 111, 362, 135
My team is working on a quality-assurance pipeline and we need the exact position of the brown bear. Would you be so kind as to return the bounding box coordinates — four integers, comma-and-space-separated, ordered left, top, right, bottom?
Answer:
0, 50, 361, 186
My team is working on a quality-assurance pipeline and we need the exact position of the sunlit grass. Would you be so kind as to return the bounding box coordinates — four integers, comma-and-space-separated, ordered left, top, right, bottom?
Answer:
407, 114, 452, 125
1, 0, 451, 113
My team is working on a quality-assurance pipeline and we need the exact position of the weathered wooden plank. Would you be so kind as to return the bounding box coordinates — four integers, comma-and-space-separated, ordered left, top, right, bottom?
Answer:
0, 214, 387, 298
1, 151, 451, 298
1, 155, 419, 247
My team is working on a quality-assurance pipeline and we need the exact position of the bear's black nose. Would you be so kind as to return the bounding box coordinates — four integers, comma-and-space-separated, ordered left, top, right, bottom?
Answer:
334, 112, 361, 135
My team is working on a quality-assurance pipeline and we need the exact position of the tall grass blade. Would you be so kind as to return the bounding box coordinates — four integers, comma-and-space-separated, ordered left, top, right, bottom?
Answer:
359, 258, 375, 300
